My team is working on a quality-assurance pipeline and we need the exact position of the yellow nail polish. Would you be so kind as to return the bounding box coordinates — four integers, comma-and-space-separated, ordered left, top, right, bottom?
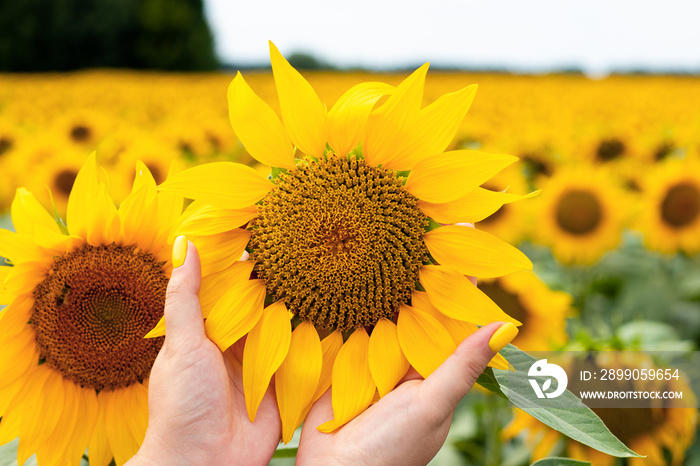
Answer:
172, 236, 188, 268
488, 322, 519, 353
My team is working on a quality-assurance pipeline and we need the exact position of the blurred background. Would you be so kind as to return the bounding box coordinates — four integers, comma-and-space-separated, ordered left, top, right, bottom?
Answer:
1, 0, 700, 465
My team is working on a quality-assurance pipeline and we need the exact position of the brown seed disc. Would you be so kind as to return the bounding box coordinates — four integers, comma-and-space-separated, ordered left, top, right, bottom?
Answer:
596, 138, 626, 162
31, 243, 167, 391
660, 182, 700, 228
0, 137, 12, 156
54, 169, 78, 197
250, 155, 429, 331
70, 125, 92, 143
555, 189, 603, 236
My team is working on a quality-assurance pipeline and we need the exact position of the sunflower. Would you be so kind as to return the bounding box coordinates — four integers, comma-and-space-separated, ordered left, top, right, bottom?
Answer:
505, 353, 697, 466
637, 158, 700, 255
153, 42, 533, 443
52, 109, 113, 149
533, 165, 631, 265
0, 154, 183, 465
477, 271, 571, 351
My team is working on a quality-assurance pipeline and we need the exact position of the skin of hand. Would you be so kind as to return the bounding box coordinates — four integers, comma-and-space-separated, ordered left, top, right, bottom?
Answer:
296, 321, 505, 466
126, 241, 282, 466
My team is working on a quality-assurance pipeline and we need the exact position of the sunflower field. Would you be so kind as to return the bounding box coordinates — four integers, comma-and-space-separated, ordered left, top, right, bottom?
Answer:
1, 64, 700, 466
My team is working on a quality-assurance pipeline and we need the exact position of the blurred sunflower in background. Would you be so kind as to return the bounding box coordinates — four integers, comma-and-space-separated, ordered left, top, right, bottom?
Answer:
478, 271, 571, 351
505, 353, 697, 466
638, 157, 700, 255
152, 42, 535, 443
533, 165, 632, 264
0, 155, 182, 466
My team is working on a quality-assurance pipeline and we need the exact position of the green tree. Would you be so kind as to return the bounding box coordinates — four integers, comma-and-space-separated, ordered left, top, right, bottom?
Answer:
0, 0, 217, 71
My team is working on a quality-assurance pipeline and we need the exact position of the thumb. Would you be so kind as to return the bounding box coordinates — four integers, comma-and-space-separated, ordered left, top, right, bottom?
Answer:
421, 322, 518, 413
163, 236, 204, 345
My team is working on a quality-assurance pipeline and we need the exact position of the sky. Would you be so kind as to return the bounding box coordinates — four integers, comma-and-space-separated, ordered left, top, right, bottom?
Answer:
204, 0, 700, 75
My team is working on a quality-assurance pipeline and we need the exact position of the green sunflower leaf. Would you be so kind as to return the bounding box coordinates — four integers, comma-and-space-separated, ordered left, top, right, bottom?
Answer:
476, 367, 506, 399
272, 448, 298, 458
491, 344, 642, 459
531, 458, 591, 466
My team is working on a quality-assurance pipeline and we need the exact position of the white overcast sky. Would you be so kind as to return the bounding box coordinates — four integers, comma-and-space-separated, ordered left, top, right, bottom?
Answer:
204, 0, 700, 74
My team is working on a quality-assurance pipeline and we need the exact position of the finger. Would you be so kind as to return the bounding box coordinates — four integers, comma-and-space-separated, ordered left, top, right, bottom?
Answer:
421, 322, 517, 413
301, 389, 334, 433
398, 366, 423, 384
164, 236, 204, 345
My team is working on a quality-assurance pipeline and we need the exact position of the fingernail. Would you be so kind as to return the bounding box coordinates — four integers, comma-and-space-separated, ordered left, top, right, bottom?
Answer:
172, 236, 188, 268
488, 322, 519, 353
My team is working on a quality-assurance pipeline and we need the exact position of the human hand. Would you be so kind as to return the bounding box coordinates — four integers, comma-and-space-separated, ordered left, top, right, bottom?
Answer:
296, 321, 517, 466
127, 237, 281, 466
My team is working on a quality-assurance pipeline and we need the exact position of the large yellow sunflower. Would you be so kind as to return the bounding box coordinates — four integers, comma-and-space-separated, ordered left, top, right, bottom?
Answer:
637, 157, 700, 255
154, 42, 533, 443
533, 165, 631, 264
0, 154, 182, 465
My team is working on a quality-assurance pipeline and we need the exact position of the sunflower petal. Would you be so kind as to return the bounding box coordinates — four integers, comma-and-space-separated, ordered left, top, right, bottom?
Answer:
172, 203, 257, 241
158, 162, 272, 210
419, 265, 520, 325
35, 378, 79, 466
410, 290, 508, 370
0, 293, 34, 339
243, 300, 292, 422
397, 304, 456, 378
423, 225, 532, 278
419, 188, 540, 224
123, 382, 148, 447
0, 327, 38, 388
0, 229, 49, 265
66, 153, 98, 239
317, 328, 375, 433
103, 389, 139, 466
11, 188, 61, 237
269, 42, 327, 157
119, 185, 160, 252
86, 182, 120, 246
364, 64, 428, 168
67, 387, 99, 466
0, 407, 21, 445
17, 368, 65, 466
311, 330, 343, 403
131, 160, 158, 192
488, 353, 509, 371
228, 71, 296, 168
327, 82, 394, 157
399, 84, 478, 169
368, 318, 409, 398
88, 392, 113, 466
405, 150, 518, 204
199, 261, 255, 317
204, 279, 267, 351
276, 321, 322, 444
190, 229, 251, 277
2, 266, 46, 304
412, 290, 478, 343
